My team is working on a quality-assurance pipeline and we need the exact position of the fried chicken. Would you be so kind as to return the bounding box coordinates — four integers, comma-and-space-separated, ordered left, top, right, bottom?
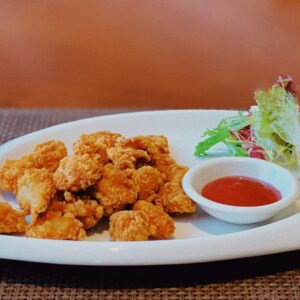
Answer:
151, 153, 187, 182
17, 168, 56, 224
0, 140, 67, 195
155, 182, 197, 214
118, 135, 169, 161
26, 211, 86, 240
93, 164, 137, 216
133, 200, 174, 239
153, 155, 196, 214
73, 131, 122, 164
49, 193, 104, 229
33, 140, 67, 172
0, 201, 27, 233
0, 154, 36, 194
121, 135, 188, 182
53, 154, 103, 192
0, 131, 196, 242
107, 146, 150, 170
109, 210, 150, 241
132, 166, 164, 202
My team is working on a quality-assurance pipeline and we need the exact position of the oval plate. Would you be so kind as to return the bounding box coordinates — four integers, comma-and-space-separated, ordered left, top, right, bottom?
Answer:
0, 109, 300, 266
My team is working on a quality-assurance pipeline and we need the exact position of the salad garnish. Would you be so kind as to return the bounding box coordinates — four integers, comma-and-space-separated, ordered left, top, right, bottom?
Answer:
194, 75, 300, 170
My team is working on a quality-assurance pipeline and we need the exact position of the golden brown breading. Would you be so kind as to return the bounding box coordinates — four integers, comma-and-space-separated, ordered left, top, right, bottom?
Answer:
26, 211, 86, 240
133, 200, 174, 239
17, 168, 56, 224
0, 201, 27, 233
152, 153, 192, 215
132, 166, 165, 202
73, 131, 122, 163
49, 195, 104, 229
0, 131, 196, 242
107, 146, 150, 170
153, 154, 188, 182
0, 154, 36, 194
53, 154, 103, 192
167, 165, 189, 183
33, 140, 67, 172
109, 210, 150, 241
121, 136, 188, 182
118, 135, 169, 160
155, 182, 197, 214
153, 153, 175, 173
93, 164, 137, 216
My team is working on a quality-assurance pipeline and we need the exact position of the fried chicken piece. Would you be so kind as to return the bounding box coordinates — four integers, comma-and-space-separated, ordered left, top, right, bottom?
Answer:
53, 154, 103, 192
167, 165, 189, 183
73, 131, 123, 163
33, 140, 67, 172
0, 140, 67, 194
109, 210, 150, 241
17, 168, 56, 224
0, 154, 36, 194
155, 182, 197, 214
153, 154, 188, 182
107, 146, 150, 170
26, 211, 86, 240
122, 136, 187, 181
118, 135, 169, 161
49, 194, 104, 229
0, 201, 27, 233
132, 166, 165, 202
133, 200, 174, 239
93, 164, 137, 216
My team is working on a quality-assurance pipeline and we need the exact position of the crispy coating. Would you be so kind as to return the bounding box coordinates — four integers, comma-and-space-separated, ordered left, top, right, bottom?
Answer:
0, 201, 27, 233
152, 153, 193, 214
0, 140, 66, 195
53, 154, 103, 192
49, 194, 104, 229
118, 135, 169, 161
17, 168, 56, 224
107, 146, 150, 170
33, 140, 67, 172
73, 131, 122, 163
133, 200, 174, 239
0, 131, 196, 241
109, 210, 150, 241
154, 153, 175, 172
121, 136, 188, 182
26, 211, 86, 240
132, 166, 165, 202
93, 164, 137, 216
155, 182, 197, 214
167, 165, 189, 183
0, 154, 36, 194
153, 154, 189, 182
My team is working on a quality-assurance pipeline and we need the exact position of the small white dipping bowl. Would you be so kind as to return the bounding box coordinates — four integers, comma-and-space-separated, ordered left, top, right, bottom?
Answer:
182, 157, 300, 224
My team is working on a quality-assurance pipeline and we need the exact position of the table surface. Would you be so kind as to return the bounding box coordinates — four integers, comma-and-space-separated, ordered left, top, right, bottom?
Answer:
1, 108, 300, 300
1, 2, 300, 110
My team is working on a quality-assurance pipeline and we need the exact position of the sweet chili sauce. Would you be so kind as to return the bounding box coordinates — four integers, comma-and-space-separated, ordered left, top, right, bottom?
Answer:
201, 176, 281, 206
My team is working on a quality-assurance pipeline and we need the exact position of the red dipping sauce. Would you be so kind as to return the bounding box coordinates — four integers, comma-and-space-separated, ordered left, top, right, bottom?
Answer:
201, 176, 281, 207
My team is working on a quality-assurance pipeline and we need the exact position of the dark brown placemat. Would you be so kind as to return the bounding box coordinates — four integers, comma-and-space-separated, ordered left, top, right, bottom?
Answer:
0, 108, 300, 300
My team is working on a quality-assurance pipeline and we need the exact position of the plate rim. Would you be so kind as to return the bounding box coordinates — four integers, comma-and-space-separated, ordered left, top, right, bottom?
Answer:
1, 109, 300, 266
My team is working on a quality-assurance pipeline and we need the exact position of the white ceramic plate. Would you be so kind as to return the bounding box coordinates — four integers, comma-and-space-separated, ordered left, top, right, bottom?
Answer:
1, 109, 300, 266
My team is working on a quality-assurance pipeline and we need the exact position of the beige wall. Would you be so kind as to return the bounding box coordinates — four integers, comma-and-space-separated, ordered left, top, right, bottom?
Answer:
0, 1, 300, 109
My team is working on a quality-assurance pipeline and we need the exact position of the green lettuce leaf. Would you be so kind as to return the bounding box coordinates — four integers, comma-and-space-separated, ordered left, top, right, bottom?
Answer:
252, 84, 300, 169
194, 113, 251, 157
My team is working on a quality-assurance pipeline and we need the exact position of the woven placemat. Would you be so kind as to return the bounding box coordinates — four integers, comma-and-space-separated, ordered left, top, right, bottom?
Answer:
1, 108, 300, 300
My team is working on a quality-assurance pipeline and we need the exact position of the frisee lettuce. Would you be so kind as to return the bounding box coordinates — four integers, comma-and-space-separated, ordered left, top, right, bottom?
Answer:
194, 76, 300, 171
252, 84, 300, 169
194, 113, 251, 157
